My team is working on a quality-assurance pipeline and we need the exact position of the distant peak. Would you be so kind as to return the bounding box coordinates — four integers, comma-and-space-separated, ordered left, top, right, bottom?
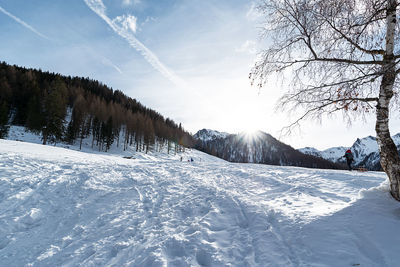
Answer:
194, 129, 230, 141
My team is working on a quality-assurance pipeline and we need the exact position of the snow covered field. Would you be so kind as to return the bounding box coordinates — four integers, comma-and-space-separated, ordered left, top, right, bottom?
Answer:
1, 139, 400, 266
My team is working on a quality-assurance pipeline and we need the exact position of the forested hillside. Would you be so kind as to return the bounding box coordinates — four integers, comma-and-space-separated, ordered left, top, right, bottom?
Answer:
194, 129, 343, 169
0, 62, 194, 152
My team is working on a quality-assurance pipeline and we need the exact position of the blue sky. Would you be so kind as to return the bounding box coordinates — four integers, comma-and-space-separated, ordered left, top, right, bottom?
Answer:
1, 0, 399, 150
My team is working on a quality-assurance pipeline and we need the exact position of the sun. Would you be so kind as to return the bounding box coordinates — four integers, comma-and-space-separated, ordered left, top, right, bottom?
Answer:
242, 120, 261, 136
244, 129, 259, 136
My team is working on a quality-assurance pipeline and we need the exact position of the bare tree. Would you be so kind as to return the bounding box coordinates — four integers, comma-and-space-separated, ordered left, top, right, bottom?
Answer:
251, 0, 400, 200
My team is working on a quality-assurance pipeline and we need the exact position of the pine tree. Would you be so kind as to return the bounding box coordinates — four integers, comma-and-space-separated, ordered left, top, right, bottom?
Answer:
0, 101, 10, 138
66, 94, 88, 145
42, 78, 67, 145
105, 116, 114, 151
26, 95, 44, 133
144, 117, 154, 153
91, 116, 101, 149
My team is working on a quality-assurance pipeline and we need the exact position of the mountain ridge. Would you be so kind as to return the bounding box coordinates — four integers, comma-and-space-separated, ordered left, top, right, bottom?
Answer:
194, 129, 343, 169
299, 134, 400, 170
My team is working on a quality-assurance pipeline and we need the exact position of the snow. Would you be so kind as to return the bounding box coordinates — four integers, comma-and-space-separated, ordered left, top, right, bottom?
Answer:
7, 126, 44, 144
194, 129, 230, 142
392, 133, 400, 145
321, 146, 348, 162
352, 136, 379, 163
299, 146, 347, 163
298, 147, 321, 157
1, 138, 400, 266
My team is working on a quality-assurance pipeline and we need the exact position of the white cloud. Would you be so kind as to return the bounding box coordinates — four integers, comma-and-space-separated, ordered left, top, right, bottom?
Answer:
0, 5, 51, 40
236, 40, 257, 54
84, 0, 188, 89
113, 14, 137, 33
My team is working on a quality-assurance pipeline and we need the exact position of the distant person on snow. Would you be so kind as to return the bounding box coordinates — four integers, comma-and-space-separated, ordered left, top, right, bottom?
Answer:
190, 157, 194, 162
343, 149, 354, 171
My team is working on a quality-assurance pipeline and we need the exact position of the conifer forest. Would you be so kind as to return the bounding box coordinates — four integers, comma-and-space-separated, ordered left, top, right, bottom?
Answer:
0, 62, 194, 152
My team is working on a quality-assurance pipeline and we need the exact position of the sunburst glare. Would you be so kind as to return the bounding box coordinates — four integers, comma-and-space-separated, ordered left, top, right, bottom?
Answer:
243, 129, 261, 142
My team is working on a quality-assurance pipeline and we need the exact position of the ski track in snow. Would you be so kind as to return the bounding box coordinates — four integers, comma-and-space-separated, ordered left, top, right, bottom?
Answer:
0, 139, 399, 266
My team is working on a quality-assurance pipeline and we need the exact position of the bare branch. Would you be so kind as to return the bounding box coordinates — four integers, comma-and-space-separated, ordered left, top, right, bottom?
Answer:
320, 16, 385, 56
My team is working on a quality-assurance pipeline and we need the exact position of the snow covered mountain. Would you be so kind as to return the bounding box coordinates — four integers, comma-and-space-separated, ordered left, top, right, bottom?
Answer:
299, 134, 400, 170
194, 129, 230, 142
299, 146, 348, 163
194, 129, 342, 169
1, 138, 400, 266
297, 147, 321, 157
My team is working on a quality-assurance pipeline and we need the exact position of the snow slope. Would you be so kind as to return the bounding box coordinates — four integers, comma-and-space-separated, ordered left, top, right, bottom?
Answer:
1, 139, 400, 266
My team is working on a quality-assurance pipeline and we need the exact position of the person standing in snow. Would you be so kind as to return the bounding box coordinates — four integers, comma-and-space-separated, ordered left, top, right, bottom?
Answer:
343, 149, 354, 171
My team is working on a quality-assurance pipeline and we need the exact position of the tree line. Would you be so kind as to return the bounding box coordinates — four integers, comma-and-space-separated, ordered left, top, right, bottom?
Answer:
0, 62, 194, 153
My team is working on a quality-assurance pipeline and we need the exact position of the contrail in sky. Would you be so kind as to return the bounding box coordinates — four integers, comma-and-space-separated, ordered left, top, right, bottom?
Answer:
0, 5, 51, 40
0, 4, 122, 74
83, 0, 188, 89
100, 56, 123, 74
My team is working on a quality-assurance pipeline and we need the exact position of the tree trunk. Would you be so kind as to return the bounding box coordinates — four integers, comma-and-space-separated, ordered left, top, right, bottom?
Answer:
376, 0, 400, 201
80, 134, 83, 150
376, 73, 400, 200
42, 131, 47, 145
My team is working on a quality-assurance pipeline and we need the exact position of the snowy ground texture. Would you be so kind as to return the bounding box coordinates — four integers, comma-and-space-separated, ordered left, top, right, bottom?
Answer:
1, 139, 400, 266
